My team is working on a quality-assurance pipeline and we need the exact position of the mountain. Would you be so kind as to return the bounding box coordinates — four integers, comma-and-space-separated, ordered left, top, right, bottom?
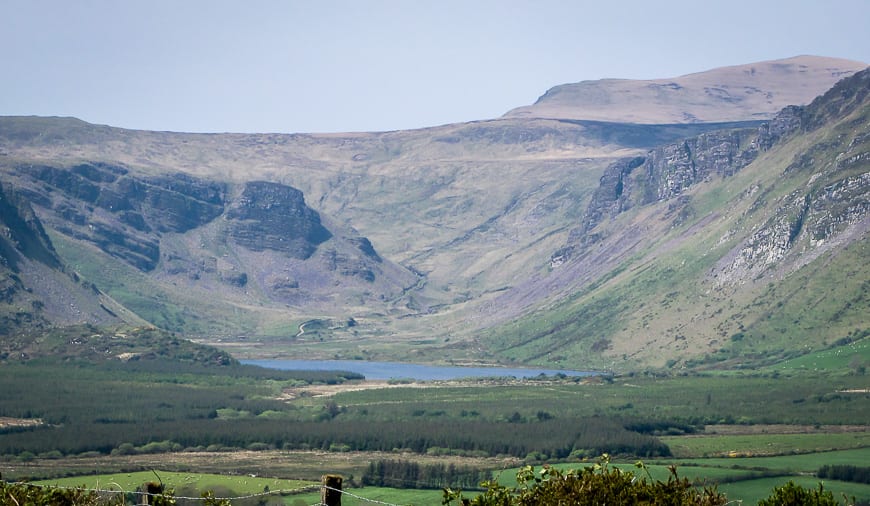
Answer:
0, 57, 867, 371
0, 115, 753, 341
504, 56, 866, 124
0, 159, 419, 338
0, 181, 133, 335
476, 66, 870, 370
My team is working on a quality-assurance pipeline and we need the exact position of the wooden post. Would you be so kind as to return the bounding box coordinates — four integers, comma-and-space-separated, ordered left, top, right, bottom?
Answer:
321, 474, 342, 506
139, 481, 164, 505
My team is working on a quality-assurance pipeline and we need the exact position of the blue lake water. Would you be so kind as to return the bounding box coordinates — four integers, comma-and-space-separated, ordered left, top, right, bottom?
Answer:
241, 359, 595, 381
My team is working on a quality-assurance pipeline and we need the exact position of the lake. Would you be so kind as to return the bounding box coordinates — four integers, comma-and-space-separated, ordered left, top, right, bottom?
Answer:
241, 359, 596, 381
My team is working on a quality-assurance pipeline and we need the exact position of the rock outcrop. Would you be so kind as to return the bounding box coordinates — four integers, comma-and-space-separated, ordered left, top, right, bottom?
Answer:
0, 182, 124, 332
561, 68, 870, 289
16, 163, 225, 270
226, 181, 331, 259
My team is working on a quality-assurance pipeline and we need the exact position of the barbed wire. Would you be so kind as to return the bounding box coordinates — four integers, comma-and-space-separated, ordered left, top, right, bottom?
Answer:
4, 480, 413, 505
322, 485, 404, 506
5, 480, 321, 502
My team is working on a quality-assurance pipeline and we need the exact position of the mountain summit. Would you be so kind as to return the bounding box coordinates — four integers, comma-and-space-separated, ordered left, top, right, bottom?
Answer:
504, 55, 867, 124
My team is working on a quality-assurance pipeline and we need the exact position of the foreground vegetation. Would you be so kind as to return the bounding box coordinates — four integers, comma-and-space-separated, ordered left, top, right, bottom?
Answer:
1, 343, 868, 503
3, 359, 867, 463
7, 460, 867, 505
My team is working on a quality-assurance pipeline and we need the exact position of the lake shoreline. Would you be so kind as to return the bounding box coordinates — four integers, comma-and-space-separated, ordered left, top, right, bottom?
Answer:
242, 358, 596, 381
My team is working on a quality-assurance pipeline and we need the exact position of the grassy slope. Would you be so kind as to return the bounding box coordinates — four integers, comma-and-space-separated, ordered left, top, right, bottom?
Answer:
37, 471, 316, 499
479, 87, 870, 371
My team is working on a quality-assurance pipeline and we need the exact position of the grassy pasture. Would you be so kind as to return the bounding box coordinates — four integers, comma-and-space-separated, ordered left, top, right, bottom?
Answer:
35, 471, 316, 499
329, 372, 870, 425
717, 476, 870, 505
670, 448, 870, 473
28, 455, 870, 505
662, 432, 870, 458
289, 486, 442, 506
768, 337, 870, 373
492, 462, 756, 488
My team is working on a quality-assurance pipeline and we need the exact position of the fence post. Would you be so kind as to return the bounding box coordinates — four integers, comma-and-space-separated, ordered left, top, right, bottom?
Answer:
139, 481, 164, 505
321, 474, 342, 506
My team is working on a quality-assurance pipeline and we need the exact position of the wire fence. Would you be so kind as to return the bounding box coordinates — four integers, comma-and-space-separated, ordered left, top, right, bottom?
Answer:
2, 474, 750, 505
3, 479, 409, 506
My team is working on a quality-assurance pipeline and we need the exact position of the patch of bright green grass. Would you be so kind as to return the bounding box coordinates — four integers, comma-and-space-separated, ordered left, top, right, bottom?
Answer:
36, 471, 316, 498
769, 337, 869, 373
669, 448, 870, 473
661, 432, 870, 458
288, 485, 443, 506
718, 476, 870, 505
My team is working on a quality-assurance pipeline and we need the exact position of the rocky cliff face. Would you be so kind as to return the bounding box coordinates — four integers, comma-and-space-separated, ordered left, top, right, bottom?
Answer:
14, 162, 225, 270
0, 160, 416, 331
6, 166, 340, 271
0, 182, 125, 333
0, 181, 61, 272
714, 70, 870, 285
226, 181, 331, 259
562, 73, 863, 258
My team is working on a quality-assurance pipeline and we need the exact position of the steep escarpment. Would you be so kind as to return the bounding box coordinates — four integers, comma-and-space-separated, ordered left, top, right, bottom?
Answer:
0, 181, 61, 271
13, 162, 225, 270
226, 181, 331, 259
1, 161, 419, 335
0, 182, 127, 333
714, 69, 870, 285
477, 68, 869, 370
570, 66, 868, 249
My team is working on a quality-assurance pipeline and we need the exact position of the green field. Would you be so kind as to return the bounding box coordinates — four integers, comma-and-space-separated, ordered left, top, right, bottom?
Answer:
662, 432, 870, 458
37, 471, 316, 502
2, 357, 868, 505
27, 456, 870, 506
671, 448, 870, 473
718, 477, 870, 505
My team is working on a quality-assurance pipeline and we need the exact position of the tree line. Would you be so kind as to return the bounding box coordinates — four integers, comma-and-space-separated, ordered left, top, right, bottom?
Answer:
818, 465, 870, 484
361, 459, 490, 490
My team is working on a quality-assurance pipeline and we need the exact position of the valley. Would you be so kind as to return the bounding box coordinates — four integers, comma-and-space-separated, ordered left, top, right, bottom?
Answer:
1, 55, 869, 504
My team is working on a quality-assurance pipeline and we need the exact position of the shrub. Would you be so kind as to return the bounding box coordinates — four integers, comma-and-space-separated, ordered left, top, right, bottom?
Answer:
758, 481, 853, 506
0, 481, 123, 505
443, 455, 727, 505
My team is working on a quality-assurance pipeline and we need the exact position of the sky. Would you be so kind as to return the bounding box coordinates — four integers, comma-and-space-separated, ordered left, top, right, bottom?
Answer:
2, 0, 868, 134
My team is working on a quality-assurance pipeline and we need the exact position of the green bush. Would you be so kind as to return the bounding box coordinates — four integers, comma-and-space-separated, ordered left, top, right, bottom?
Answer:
0, 481, 123, 505
443, 460, 861, 506
442, 456, 727, 505
757, 481, 850, 506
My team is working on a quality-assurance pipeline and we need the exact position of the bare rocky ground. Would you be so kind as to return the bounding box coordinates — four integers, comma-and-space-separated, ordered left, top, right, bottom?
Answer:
0, 417, 44, 429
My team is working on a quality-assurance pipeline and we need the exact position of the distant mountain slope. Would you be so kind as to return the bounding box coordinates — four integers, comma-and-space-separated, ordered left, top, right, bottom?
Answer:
0, 114, 749, 340
0, 162, 417, 337
505, 56, 867, 124
475, 67, 869, 370
0, 182, 129, 334
0, 57, 865, 372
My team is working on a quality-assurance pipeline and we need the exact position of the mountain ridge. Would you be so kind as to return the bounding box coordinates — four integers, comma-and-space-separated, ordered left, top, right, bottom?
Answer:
505, 55, 867, 124
472, 67, 870, 369
0, 57, 867, 371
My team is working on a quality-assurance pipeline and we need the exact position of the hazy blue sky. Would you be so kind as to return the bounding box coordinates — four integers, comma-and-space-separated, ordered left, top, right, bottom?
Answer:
2, 0, 868, 134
